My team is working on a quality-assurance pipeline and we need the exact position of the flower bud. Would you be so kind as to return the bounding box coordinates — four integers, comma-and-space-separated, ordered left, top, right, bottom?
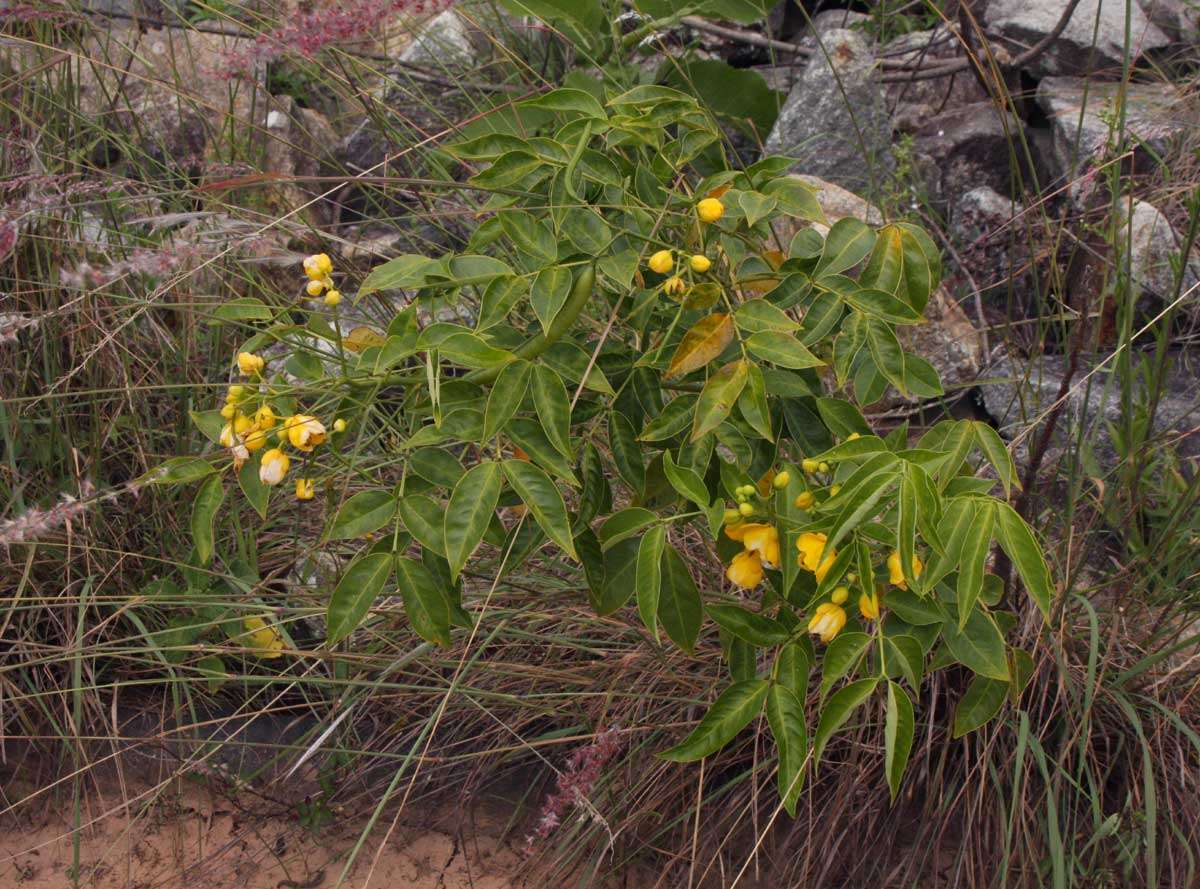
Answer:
648, 250, 673, 274
689, 254, 711, 273
794, 491, 814, 510
696, 198, 724, 223
772, 471, 790, 489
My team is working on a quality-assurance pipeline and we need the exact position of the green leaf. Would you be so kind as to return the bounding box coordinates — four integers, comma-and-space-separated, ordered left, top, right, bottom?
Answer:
237, 456, 268, 519
482, 359, 530, 443
692, 359, 749, 441
866, 319, 907, 395
640, 395, 697, 442
815, 217, 876, 276
885, 681, 915, 801
542, 341, 614, 395
499, 210, 558, 264
971, 421, 1018, 498
659, 545, 703, 653
327, 490, 395, 540
734, 298, 801, 335
397, 555, 454, 645
886, 588, 945, 625
895, 223, 941, 313
561, 207, 613, 254
609, 411, 646, 494
147, 456, 216, 486
738, 191, 778, 227
598, 506, 659, 550
506, 418, 577, 484
502, 460, 577, 559
398, 494, 446, 555
995, 503, 1053, 622
775, 640, 812, 698
195, 655, 228, 692
659, 679, 769, 762
662, 451, 710, 509
437, 332, 515, 370
708, 604, 789, 646
943, 608, 1009, 680
531, 266, 573, 335
327, 552, 392, 644
953, 675, 1008, 737
820, 632, 872, 698
957, 501, 996, 629
520, 86, 607, 119
410, 447, 465, 489
813, 677, 879, 765
745, 331, 823, 369
530, 364, 573, 458
444, 462, 503, 581
825, 470, 899, 554
594, 537, 639, 614
212, 297, 272, 323
738, 362, 774, 441
815, 397, 871, 438
846, 288, 923, 324
884, 634, 924, 690
191, 474, 224, 565
637, 525, 667, 639
762, 175, 825, 223
359, 254, 437, 296
766, 684, 808, 815
478, 276, 529, 330
662, 58, 782, 134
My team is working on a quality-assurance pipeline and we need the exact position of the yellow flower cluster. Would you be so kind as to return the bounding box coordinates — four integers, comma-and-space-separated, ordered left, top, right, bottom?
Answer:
724, 522, 780, 589
303, 252, 341, 307
259, 414, 328, 491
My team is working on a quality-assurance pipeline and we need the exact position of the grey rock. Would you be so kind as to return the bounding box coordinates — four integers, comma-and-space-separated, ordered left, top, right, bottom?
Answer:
398, 9, 478, 67
805, 9, 871, 35
983, 350, 1200, 470
1137, 0, 1200, 41
983, 0, 1171, 75
1118, 198, 1200, 319
950, 186, 1029, 298
883, 27, 990, 133
913, 101, 1028, 208
764, 29, 894, 197
1036, 76, 1191, 184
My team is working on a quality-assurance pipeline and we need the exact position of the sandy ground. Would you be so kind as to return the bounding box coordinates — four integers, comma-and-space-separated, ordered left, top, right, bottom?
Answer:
0, 766, 636, 889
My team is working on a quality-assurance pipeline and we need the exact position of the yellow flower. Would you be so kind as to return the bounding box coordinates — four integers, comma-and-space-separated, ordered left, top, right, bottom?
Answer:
727, 550, 764, 589
306, 279, 325, 297
796, 532, 836, 582
887, 550, 924, 590
662, 275, 686, 296
303, 253, 333, 281
243, 427, 270, 452
324, 290, 342, 307
697, 197, 725, 223
802, 458, 819, 474
254, 405, 277, 430
242, 615, 284, 659
742, 524, 781, 570
259, 448, 290, 486
219, 423, 236, 448
333, 418, 347, 433
295, 478, 315, 501
808, 602, 846, 643
233, 414, 255, 437
237, 351, 265, 376
831, 585, 849, 605
859, 590, 881, 621
689, 254, 711, 273
794, 491, 814, 510
285, 415, 326, 452
725, 522, 748, 542
648, 250, 673, 274
220, 402, 237, 420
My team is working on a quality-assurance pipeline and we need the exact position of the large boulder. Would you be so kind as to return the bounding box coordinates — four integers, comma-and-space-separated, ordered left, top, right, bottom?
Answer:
1117, 198, 1200, 321
1136, 0, 1200, 41
982, 350, 1200, 470
912, 101, 1029, 209
983, 0, 1171, 76
883, 27, 990, 134
764, 29, 894, 198
1036, 76, 1192, 184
